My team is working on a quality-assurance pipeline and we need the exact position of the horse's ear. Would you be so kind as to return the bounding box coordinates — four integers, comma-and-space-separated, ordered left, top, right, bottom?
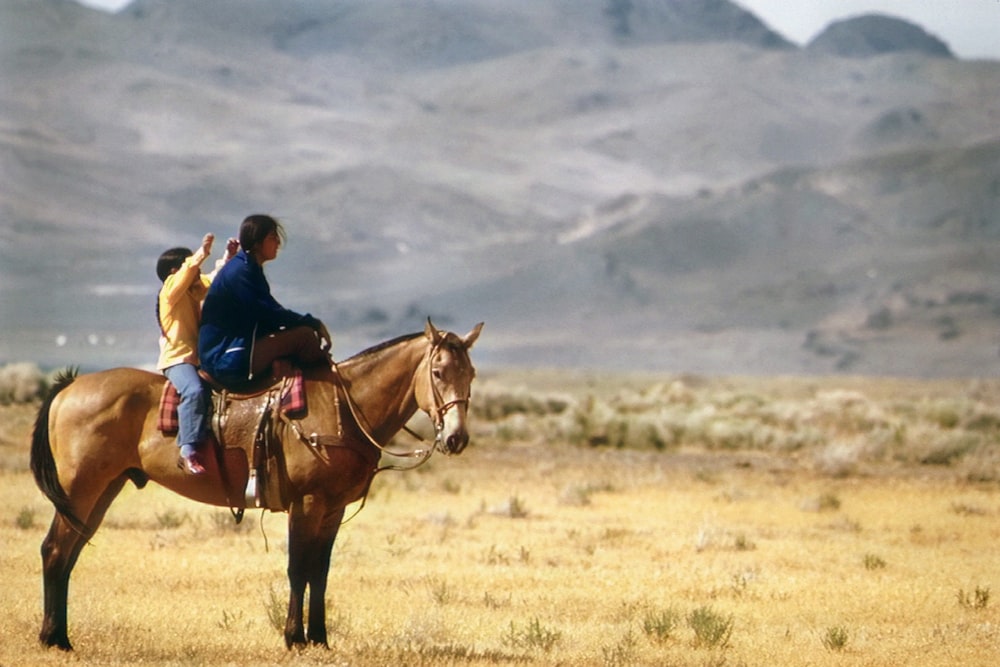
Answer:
462, 322, 484, 349
425, 318, 444, 344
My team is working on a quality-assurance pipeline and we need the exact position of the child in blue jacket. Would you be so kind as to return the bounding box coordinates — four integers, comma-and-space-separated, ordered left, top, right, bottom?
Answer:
199, 215, 331, 386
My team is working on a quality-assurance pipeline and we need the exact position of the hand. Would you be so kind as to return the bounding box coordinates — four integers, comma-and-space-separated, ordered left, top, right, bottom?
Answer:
201, 233, 215, 256
224, 237, 239, 260
315, 321, 332, 352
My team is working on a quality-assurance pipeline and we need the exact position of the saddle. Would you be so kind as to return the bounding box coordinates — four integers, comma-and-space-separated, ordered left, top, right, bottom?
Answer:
158, 361, 314, 514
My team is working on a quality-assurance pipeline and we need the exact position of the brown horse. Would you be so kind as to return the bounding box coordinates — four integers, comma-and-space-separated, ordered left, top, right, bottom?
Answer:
30, 319, 482, 651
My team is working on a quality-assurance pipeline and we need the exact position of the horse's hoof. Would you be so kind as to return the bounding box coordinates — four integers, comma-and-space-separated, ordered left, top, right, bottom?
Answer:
40, 632, 73, 651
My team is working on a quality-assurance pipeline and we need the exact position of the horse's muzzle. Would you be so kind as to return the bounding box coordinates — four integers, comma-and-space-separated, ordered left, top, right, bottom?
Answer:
435, 426, 469, 455
444, 431, 469, 455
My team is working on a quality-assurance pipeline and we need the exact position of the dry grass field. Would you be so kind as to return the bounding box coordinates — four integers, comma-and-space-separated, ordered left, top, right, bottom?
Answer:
1, 370, 999, 666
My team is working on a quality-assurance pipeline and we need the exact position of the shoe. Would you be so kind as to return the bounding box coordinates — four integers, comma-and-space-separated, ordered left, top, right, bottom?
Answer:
177, 451, 206, 475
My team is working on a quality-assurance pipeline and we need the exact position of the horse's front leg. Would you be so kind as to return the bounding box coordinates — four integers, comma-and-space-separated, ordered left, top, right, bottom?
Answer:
285, 499, 313, 648
285, 497, 343, 649
305, 507, 344, 647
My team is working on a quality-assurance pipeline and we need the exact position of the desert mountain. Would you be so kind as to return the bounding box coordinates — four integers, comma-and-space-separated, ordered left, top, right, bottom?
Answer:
2, 0, 998, 376
808, 13, 954, 59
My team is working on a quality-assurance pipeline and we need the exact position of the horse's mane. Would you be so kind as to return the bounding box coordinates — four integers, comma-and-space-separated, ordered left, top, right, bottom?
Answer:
343, 331, 423, 363
340, 328, 469, 370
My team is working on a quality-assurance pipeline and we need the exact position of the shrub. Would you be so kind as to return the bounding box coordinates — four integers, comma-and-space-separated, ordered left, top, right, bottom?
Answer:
473, 389, 569, 420
641, 607, 681, 643
958, 586, 990, 610
863, 553, 887, 570
687, 606, 733, 649
963, 408, 1000, 433
921, 399, 964, 429
822, 625, 849, 651
601, 629, 637, 666
15, 506, 36, 530
801, 491, 842, 513
427, 577, 453, 605
0, 362, 47, 404
814, 439, 864, 477
893, 426, 979, 466
501, 617, 561, 652
950, 501, 987, 516
155, 509, 187, 529
217, 609, 245, 632
488, 494, 529, 518
264, 583, 285, 633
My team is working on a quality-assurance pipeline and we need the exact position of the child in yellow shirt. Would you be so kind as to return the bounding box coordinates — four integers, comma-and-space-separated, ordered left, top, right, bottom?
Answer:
156, 233, 238, 474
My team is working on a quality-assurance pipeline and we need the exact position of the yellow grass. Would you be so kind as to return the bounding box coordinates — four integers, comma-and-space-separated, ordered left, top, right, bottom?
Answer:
1, 373, 999, 666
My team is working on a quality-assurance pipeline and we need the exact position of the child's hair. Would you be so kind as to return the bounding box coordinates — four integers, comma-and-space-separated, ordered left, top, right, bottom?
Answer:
156, 247, 193, 282
240, 214, 285, 254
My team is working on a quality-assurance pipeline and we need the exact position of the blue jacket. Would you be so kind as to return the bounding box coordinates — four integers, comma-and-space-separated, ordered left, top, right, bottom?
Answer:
198, 250, 316, 382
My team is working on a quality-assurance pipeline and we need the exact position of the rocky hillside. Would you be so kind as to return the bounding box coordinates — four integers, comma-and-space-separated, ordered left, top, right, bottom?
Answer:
2, 0, 998, 376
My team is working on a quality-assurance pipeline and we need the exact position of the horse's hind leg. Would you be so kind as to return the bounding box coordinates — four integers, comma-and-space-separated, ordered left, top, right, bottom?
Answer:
39, 512, 83, 650
284, 500, 313, 648
39, 475, 129, 650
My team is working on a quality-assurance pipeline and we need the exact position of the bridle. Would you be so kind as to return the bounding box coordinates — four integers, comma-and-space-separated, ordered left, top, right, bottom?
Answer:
424, 339, 473, 444
310, 336, 472, 462
276, 334, 473, 524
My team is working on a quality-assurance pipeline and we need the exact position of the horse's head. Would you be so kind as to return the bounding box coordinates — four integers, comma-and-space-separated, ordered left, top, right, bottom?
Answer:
417, 319, 483, 455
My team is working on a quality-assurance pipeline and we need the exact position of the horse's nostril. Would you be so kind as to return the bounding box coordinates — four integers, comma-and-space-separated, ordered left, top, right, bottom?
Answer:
447, 433, 469, 453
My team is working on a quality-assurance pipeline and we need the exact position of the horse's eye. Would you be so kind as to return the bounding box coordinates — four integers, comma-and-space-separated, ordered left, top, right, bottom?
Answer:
432, 368, 443, 380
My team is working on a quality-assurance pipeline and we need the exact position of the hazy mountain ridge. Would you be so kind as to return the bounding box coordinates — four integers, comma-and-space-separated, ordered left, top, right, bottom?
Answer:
808, 13, 954, 59
120, 0, 793, 68
2, 0, 999, 376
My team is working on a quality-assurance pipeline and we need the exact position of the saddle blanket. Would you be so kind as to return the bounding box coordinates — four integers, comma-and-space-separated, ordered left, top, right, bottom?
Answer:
158, 369, 306, 436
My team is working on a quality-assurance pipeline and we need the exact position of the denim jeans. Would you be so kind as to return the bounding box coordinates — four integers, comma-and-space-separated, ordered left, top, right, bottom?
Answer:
163, 363, 208, 450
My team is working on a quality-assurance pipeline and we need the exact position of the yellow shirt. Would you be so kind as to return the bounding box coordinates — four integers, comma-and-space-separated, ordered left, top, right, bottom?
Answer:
156, 250, 221, 370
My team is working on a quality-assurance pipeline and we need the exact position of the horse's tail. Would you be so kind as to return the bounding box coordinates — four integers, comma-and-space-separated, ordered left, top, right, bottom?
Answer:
30, 368, 88, 534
